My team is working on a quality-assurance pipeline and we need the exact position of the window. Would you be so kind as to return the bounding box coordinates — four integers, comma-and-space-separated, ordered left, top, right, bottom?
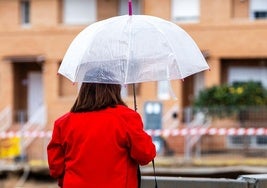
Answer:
63, 0, 96, 25
228, 67, 267, 88
157, 81, 170, 100
250, 0, 267, 20
21, 0, 30, 25
228, 136, 245, 146
256, 136, 267, 145
119, 0, 141, 15
121, 84, 140, 98
228, 136, 267, 149
194, 72, 205, 97
171, 0, 199, 22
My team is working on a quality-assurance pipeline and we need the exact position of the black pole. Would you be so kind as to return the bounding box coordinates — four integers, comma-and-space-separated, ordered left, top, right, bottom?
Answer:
133, 83, 141, 188
133, 83, 137, 111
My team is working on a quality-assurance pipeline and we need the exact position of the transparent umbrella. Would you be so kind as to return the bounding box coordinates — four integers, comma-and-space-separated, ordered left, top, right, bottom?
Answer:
58, 15, 209, 85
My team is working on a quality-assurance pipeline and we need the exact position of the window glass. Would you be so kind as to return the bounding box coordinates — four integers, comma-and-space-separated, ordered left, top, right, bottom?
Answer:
250, 0, 267, 20
21, 0, 30, 25
228, 67, 267, 88
63, 0, 96, 25
171, 0, 199, 22
194, 72, 205, 97
157, 80, 170, 100
256, 136, 267, 145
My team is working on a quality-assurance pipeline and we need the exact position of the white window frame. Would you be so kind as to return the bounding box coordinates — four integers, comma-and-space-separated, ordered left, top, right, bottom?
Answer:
157, 80, 170, 100
194, 72, 205, 98
21, 0, 30, 26
63, 0, 97, 25
228, 66, 267, 89
250, 0, 267, 20
171, 0, 200, 23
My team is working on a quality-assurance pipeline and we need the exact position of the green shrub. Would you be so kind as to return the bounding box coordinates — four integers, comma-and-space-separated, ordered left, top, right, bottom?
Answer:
193, 81, 267, 117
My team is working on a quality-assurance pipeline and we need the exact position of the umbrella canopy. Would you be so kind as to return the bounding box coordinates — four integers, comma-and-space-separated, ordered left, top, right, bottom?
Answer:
58, 15, 209, 84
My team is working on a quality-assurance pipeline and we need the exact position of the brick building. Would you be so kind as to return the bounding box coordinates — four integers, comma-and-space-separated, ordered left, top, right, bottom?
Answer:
0, 0, 267, 157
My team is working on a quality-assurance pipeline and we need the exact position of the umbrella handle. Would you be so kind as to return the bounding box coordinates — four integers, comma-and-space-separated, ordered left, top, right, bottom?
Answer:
128, 0, 132, 16
133, 84, 137, 111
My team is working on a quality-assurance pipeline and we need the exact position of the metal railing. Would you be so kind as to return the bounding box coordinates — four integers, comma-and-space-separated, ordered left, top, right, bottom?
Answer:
20, 105, 47, 150
0, 105, 47, 160
0, 106, 12, 132
184, 111, 212, 161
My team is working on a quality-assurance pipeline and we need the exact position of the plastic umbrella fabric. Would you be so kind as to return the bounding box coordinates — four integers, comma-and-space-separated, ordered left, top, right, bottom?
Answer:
58, 15, 209, 84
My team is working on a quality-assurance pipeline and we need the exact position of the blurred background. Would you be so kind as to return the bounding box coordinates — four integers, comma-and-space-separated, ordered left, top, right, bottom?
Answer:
0, 0, 267, 187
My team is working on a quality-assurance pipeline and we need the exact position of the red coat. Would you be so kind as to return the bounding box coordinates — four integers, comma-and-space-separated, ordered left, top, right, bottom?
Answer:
47, 105, 156, 188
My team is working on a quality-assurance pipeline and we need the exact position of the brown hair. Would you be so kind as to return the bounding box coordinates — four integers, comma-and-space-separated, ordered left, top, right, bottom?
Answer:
70, 83, 127, 112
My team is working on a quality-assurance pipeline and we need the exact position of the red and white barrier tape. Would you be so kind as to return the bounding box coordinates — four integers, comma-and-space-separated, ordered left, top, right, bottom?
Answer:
0, 130, 52, 139
1, 128, 267, 139
146, 127, 267, 137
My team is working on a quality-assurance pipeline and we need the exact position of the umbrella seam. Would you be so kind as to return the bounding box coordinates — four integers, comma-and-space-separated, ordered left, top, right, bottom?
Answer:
143, 17, 185, 79
78, 16, 129, 83
125, 16, 133, 84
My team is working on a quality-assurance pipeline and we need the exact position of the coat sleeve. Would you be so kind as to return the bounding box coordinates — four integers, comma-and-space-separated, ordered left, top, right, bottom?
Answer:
125, 112, 156, 165
47, 122, 65, 180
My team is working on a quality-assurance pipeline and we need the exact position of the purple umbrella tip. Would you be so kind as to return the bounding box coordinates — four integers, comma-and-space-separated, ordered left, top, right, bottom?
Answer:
128, 0, 132, 16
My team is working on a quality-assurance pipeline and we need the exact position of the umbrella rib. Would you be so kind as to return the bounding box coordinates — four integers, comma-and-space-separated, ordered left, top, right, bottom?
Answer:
144, 18, 185, 79
124, 16, 133, 84
78, 16, 129, 82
